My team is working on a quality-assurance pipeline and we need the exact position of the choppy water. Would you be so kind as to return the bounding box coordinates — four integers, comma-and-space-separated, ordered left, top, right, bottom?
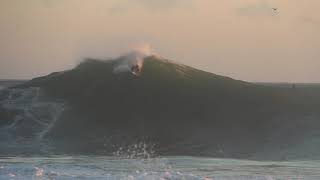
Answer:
0, 156, 319, 180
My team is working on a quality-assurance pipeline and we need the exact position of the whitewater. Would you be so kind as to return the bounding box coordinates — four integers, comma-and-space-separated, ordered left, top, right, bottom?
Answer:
0, 156, 320, 179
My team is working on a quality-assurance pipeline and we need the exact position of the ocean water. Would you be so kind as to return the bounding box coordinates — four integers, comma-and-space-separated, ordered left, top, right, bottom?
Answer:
1, 82, 320, 180
0, 156, 319, 180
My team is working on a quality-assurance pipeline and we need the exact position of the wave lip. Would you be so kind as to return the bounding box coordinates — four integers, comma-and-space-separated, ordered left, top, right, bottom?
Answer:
113, 44, 156, 75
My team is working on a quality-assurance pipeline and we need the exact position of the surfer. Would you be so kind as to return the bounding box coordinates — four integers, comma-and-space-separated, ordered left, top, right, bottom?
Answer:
272, 8, 278, 13
131, 64, 141, 75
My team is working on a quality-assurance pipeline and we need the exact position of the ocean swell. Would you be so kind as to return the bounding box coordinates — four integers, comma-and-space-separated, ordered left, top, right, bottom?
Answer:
0, 55, 319, 160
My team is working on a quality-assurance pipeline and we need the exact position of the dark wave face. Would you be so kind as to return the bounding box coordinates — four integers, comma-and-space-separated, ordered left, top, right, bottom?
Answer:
1, 56, 320, 160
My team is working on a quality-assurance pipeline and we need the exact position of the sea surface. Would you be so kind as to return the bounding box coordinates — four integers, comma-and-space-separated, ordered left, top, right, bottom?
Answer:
1, 80, 320, 180
0, 156, 320, 180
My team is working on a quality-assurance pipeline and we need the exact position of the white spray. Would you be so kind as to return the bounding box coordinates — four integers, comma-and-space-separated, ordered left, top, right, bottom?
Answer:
113, 44, 156, 75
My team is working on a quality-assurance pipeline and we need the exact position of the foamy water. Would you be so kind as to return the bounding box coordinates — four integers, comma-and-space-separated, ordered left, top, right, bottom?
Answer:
0, 156, 319, 180
0, 87, 65, 140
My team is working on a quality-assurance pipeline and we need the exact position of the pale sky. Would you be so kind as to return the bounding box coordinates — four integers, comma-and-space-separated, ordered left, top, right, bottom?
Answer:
0, 0, 319, 82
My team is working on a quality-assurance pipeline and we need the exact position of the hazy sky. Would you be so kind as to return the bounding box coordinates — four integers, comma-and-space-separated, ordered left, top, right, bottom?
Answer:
0, 0, 319, 82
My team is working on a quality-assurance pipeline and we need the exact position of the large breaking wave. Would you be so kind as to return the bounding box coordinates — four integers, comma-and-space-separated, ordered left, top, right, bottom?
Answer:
0, 53, 320, 160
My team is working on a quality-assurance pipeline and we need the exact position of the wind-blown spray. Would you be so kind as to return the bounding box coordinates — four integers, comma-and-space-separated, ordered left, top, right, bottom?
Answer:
113, 44, 156, 75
